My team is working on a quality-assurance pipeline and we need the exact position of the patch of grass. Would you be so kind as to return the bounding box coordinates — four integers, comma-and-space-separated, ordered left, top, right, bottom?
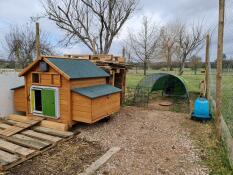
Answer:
126, 73, 144, 88
172, 101, 182, 113
171, 98, 190, 113
183, 120, 232, 174
182, 74, 202, 93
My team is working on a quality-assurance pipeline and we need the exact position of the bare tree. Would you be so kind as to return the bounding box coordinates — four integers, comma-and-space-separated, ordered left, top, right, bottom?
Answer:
128, 16, 159, 75
3, 24, 55, 69
121, 45, 134, 63
159, 24, 179, 71
175, 22, 205, 75
42, 0, 138, 54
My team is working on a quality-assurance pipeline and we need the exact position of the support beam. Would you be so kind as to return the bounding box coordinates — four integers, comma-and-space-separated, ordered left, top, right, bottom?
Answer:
112, 70, 115, 86
216, 0, 225, 141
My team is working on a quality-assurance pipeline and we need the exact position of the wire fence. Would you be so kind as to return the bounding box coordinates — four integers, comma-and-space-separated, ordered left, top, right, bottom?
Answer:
123, 87, 150, 107
209, 4, 233, 164
210, 72, 233, 137
208, 0, 233, 137
209, 70, 233, 168
221, 75, 233, 137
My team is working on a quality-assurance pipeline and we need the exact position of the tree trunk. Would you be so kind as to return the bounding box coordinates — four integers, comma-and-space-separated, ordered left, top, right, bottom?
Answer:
169, 64, 173, 71
167, 48, 172, 71
194, 67, 197, 75
144, 61, 147, 76
166, 51, 169, 71
168, 55, 172, 71
179, 61, 185, 75
179, 54, 186, 75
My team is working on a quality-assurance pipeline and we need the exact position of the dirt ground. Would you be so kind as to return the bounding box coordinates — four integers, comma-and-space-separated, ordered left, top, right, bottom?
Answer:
7, 137, 105, 175
79, 105, 209, 175
6, 101, 210, 175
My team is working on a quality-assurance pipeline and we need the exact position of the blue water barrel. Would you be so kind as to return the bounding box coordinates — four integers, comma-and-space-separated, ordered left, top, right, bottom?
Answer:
193, 98, 210, 118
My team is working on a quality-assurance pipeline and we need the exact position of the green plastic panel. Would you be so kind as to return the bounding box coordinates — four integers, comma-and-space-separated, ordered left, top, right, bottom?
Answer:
42, 89, 56, 117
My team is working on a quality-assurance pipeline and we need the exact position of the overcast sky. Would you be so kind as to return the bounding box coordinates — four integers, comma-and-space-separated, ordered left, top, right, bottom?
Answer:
0, 0, 232, 61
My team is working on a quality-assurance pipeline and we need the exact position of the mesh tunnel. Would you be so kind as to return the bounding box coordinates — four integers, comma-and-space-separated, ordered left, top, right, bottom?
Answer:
133, 73, 189, 105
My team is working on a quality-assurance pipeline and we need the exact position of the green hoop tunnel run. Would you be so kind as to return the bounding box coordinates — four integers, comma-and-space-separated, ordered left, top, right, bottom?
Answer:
133, 73, 189, 104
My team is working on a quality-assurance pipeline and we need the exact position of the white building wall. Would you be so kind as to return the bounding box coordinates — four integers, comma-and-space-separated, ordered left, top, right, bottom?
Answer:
0, 69, 24, 118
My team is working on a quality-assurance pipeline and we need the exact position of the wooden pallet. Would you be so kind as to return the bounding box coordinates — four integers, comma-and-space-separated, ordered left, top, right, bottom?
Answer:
0, 115, 43, 137
0, 117, 74, 171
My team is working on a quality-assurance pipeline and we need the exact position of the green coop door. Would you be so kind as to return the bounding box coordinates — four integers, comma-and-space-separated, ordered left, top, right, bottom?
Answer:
42, 89, 56, 117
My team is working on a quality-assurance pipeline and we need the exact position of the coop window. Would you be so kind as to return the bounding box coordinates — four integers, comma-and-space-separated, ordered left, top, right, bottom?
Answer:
32, 73, 40, 83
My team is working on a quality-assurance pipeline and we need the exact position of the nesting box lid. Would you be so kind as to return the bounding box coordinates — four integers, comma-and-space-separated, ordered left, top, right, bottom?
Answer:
72, 84, 121, 99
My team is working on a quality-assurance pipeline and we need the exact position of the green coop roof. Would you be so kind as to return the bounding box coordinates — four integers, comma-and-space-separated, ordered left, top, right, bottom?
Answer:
47, 58, 109, 79
72, 84, 121, 99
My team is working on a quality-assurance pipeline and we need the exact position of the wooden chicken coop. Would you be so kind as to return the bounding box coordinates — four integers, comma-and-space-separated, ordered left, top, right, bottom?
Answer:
11, 56, 122, 128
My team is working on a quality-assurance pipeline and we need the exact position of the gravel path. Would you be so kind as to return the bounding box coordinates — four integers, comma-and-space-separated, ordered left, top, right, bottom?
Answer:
79, 106, 209, 175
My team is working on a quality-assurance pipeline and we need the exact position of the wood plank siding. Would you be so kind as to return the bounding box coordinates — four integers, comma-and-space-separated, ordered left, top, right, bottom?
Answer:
13, 87, 26, 112
92, 93, 120, 122
70, 78, 106, 88
71, 93, 92, 123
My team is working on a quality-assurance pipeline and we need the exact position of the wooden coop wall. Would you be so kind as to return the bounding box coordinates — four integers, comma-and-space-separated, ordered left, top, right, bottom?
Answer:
71, 93, 92, 123
91, 93, 120, 122
70, 78, 106, 88
13, 87, 26, 112
71, 92, 120, 123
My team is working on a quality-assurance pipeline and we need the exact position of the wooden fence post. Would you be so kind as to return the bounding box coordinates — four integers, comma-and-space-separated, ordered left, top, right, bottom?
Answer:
36, 22, 41, 59
205, 34, 210, 100
216, 0, 225, 141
